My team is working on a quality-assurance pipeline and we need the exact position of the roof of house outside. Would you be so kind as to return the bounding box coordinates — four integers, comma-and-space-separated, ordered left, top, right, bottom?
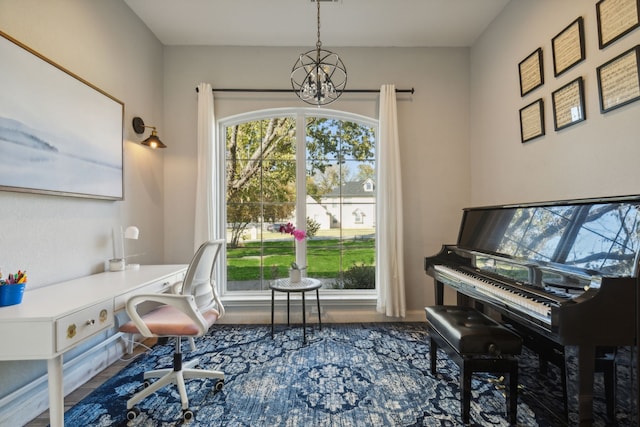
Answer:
324, 179, 375, 198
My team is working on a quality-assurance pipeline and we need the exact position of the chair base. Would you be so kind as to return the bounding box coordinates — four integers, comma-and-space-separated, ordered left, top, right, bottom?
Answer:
127, 356, 225, 411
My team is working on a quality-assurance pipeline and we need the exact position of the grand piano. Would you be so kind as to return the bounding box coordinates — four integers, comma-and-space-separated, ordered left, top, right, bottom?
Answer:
424, 196, 638, 426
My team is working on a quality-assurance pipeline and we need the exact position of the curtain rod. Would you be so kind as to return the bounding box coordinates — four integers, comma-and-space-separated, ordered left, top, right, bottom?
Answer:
195, 87, 414, 94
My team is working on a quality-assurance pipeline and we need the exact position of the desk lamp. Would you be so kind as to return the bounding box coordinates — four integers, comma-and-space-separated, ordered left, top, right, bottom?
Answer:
123, 226, 140, 270
110, 226, 140, 271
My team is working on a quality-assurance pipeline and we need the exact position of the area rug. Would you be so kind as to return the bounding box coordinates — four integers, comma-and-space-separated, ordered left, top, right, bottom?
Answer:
61, 323, 633, 426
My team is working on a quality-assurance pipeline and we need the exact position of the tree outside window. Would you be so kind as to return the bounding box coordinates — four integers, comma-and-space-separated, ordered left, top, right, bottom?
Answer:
224, 111, 376, 293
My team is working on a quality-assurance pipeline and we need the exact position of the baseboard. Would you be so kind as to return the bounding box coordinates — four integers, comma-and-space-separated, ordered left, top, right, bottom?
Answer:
0, 333, 129, 427
0, 377, 49, 427
219, 307, 425, 324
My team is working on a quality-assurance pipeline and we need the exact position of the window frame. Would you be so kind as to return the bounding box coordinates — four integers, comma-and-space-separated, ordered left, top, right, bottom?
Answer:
217, 107, 378, 301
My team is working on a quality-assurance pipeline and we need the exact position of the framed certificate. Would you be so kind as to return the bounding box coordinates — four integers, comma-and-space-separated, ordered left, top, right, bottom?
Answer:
552, 77, 586, 131
519, 48, 544, 97
552, 17, 585, 77
597, 45, 640, 112
519, 98, 545, 143
596, 0, 640, 49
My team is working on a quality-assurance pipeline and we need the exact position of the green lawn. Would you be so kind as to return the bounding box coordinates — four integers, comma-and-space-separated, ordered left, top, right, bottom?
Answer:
226, 238, 375, 281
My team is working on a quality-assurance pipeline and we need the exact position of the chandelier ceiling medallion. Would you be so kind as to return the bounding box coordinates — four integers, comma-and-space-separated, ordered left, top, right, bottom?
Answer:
291, 0, 347, 106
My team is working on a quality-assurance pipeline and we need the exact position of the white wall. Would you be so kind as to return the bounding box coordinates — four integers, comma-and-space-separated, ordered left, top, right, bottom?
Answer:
0, 0, 165, 417
161, 46, 472, 316
470, 0, 640, 206
0, 0, 166, 287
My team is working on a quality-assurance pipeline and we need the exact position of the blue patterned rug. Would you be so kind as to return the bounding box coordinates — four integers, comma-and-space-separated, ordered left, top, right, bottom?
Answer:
61, 323, 633, 426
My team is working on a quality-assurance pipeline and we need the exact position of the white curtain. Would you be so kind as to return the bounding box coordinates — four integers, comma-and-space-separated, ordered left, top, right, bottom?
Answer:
194, 82, 217, 251
376, 84, 406, 317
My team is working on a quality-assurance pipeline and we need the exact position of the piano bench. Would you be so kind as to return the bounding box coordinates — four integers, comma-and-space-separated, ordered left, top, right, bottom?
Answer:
425, 305, 522, 425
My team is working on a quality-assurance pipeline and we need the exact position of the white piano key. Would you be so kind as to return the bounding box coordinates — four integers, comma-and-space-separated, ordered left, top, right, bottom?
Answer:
434, 265, 553, 325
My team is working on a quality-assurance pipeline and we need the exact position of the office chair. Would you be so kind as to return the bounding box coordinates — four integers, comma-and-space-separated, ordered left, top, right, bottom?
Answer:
119, 240, 226, 421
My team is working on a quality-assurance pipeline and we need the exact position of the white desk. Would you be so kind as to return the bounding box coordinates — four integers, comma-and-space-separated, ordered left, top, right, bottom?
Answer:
0, 264, 187, 427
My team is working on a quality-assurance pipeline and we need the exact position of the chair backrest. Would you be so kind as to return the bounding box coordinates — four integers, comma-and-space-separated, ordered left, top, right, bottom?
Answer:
181, 240, 225, 317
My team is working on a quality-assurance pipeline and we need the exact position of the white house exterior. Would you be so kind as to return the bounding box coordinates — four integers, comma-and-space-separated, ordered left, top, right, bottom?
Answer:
320, 179, 376, 229
305, 195, 331, 229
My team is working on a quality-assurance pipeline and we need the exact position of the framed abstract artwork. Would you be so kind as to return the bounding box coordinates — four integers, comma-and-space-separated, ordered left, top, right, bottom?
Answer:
0, 31, 124, 200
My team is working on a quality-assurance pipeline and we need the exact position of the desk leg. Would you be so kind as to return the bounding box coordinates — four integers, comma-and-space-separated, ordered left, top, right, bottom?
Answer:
316, 289, 322, 330
48, 355, 64, 427
302, 291, 307, 343
271, 289, 275, 338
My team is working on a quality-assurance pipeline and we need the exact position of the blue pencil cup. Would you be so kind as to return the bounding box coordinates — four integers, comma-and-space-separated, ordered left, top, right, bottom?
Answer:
0, 283, 26, 307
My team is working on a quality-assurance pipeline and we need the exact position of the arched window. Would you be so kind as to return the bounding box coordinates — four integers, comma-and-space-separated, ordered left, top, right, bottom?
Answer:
220, 108, 377, 295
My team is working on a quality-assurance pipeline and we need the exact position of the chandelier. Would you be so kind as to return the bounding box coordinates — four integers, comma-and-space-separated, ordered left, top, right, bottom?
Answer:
291, 0, 347, 106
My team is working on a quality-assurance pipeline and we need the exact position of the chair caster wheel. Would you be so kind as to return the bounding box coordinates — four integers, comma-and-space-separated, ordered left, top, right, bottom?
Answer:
135, 380, 150, 393
215, 379, 224, 391
183, 408, 194, 421
126, 407, 140, 420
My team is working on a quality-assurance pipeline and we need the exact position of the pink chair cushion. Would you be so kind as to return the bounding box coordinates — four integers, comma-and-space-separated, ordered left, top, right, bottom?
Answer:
119, 305, 219, 336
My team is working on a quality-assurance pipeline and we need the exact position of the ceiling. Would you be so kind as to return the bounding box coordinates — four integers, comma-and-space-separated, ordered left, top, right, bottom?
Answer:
123, 0, 511, 48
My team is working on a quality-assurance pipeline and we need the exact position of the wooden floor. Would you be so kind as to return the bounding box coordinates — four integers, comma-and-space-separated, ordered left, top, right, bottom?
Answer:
25, 340, 154, 427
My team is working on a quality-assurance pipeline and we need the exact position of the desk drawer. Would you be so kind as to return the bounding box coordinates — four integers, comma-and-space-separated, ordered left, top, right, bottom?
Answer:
114, 273, 184, 312
56, 300, 113, 352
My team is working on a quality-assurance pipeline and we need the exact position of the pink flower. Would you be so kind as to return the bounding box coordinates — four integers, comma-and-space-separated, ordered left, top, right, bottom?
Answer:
292, 229, 306, 241
279, 222, 306, 241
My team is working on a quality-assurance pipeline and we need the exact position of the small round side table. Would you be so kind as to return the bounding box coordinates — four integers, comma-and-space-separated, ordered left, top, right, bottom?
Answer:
270, 277, 322, 343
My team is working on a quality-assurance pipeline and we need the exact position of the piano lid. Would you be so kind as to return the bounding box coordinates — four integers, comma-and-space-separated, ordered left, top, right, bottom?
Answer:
457, 196, 640, 278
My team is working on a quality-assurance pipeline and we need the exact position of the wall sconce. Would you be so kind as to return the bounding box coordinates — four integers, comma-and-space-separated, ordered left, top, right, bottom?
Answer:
132, 116, 166, 149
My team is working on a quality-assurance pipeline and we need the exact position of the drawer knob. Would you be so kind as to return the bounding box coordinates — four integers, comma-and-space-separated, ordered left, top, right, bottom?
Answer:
86, 319, 95, 326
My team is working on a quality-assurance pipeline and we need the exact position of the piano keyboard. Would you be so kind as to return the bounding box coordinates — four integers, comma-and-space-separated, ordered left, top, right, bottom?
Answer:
433, 264, 553, 325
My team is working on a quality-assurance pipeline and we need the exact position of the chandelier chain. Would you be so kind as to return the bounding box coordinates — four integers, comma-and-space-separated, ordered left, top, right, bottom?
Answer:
316, 0, 322, 50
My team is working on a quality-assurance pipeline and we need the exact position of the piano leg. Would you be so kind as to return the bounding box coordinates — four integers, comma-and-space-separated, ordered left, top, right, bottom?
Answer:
460, 359, 472, 424
577, 345, 596, 427
435, 280, 444, 305
595, 349, 617, 421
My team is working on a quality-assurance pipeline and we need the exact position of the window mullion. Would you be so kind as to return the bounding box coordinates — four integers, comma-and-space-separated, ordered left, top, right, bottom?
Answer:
295, 113, 307, 268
